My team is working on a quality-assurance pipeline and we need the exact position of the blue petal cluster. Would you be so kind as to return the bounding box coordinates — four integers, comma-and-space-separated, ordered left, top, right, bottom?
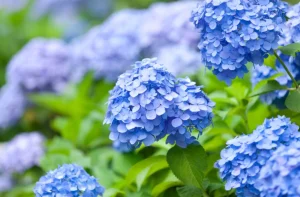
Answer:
104, 58, 214, 149
0, 0, 28, 13
34, 164, 105, 197
154, 45, 201, 76
71, 9, 143, 81
191, 0, 287, 84
140, 2, 199, 52
6, 38, 73, 93
215, 116, 300, 197
251, 53, 300, 105
281, 3, 300, 45
113, 141, 135, 153
255, 142, 300, 197
0, 84, 26, 130
0, 132, 45, 173
0, 173, 13, 192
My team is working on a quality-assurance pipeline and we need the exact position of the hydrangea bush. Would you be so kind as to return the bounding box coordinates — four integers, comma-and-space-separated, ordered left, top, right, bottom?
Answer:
34, 164, 105, 197
215, 116, 300, 196
190, 0, 287, 84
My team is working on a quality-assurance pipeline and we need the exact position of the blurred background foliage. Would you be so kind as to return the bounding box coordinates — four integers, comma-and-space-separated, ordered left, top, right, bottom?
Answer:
0, 0, 300, 197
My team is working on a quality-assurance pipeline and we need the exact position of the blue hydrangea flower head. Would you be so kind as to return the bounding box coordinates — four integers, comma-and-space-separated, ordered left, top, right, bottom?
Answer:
154, 44, 201, 76
0, 0, 28, 12
215, 116, 300, 197
104, 58, 178, 148
166, 77, 215, 148
0, 132, 45, 173
34, 164, 105, 197
255, 142, 300, 197
140, 1, 199, 52
6, 38, 73, 93
0, 173, 13, 192
191, 0, 288, 84
113, 141, 134, 153
71, 9, 144, 82
0, 84, 26, 130
251, 53, 300, 105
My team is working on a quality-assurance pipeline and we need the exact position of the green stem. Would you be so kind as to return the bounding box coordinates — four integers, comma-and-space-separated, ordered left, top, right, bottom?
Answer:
273, 50, 299, 88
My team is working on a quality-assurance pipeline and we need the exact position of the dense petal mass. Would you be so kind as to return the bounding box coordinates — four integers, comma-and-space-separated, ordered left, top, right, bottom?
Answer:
34, 164, 105, 197
255, 142, 300, 197
215, 116, 300, 197
191, 0, 287, 84
281, 3, 300, 45
6, 38, 73, 93
0, 132, 45, 173
0, 84, 26, 130
104, 58, 214, 149
71, 9, 144, 81
251, 53, 300, 105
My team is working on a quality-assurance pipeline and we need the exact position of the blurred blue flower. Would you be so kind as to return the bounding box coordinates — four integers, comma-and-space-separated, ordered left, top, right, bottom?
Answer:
215, 116, 300, 197
140, 1, 199, 52
0, 0, 28, 13
281, 3, 300, 45
71, 9, 144, 81
105, 58, 214, 149
34, 164, 105, 197
255, 142, 300, 197
0, 132, 45, 173
113, 141, 135, 153
104, 58, 178, 148
6, 38, 73, 93
0, 84, 26, 130
0, 173, 13, 192
191, 0, 287, 84
154, 44, 201, 76
251, 53, 300, 105
166, 78, 215, 148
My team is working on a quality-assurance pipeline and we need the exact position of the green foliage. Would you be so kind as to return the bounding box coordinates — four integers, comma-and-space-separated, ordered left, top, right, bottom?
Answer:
279, 43, 300, 56
285, 90, 300, 112
249, 80, 288, 97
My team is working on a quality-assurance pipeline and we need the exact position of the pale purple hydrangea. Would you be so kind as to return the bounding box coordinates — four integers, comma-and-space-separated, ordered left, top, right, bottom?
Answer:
71, 9, 144, 81
104, 58, 214, 149
251, 53, 300, 105
6, 38, 73, 93
140, 1, 199, 52
0, 84, 26, 130
0, 132, 45, 173
255, 142, 300, 197
34, 164, 105, 197
0, 173, 13, 192
215, 116, 300, 197
191, 0, 287, 84
0, 0, 28, 12
154, 45, 201, 76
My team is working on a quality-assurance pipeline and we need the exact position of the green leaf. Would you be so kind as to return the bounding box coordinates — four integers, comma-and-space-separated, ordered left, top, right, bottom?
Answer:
264, 55, 276, 69
177, 185, 204, 197
285, 90, 300, 112
167, 145, 207, 189
249, 80, 287, 97
279, 43, 300, 56
125, 155, 166, 186
151, 173, 182, 197
103, 189, 125, 197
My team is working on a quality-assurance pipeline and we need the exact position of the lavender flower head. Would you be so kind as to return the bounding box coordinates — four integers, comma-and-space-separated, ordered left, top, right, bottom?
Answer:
191, 0, 287, 84
0, 84, 26, 130
6, 38, 73, 93
215, 116, 300, 197
0, 132, 45, 173
255, 142, 300, 197
104, 58, 214, 149
140, 1, 199, 52
0, 0, 28, 13
34, 164, 105, 197
251, 53, 300, 105
154, 44, 201, 76
72, 9, 143, 81
0, 144, 14, 192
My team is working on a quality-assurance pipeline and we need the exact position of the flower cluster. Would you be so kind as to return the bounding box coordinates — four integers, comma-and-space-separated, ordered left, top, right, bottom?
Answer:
154, 44, 201, 76
104, 58, 214, 149
34, 164, 105, 197
0, 84, 26, 130
0, 132, 45, 173
255, 142, 300, 197
71, 9, 143, 81
0, 173, 13, 192
6, 38, 73, 93
0, 0, 28, 13
215, 116, 300, 197
251, 53, 300, 105
281, 3, 300, 45
191, 0, 287, 84
140, 1, 199, 52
